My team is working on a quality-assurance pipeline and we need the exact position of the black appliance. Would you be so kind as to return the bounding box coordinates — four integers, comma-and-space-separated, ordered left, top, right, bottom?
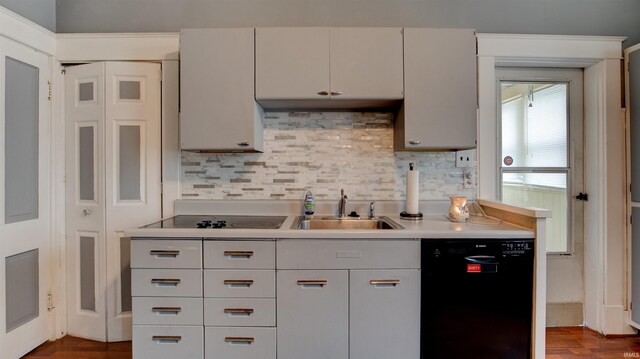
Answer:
421, 238, 534, 359
142, 215, 287, 229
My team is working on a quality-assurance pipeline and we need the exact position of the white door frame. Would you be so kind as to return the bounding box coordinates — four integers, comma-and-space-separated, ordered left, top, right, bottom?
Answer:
477, 34, 633, 339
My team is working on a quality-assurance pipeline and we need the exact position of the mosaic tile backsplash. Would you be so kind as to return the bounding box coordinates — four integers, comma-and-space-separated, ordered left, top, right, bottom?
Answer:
181, 112, 477, 200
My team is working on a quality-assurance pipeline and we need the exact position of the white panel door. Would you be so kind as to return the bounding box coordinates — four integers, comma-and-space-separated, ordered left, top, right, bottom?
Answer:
65, 62, 107, 341
0, 37, 52, 358
65, 62, 161, 342
104, 62, 161, 341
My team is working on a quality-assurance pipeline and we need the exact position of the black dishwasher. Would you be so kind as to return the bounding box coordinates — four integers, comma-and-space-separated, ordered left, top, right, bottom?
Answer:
421, 239, 534, 359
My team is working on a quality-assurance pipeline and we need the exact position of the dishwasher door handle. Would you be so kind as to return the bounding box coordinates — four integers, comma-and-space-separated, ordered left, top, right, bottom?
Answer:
464, 255, 495, 263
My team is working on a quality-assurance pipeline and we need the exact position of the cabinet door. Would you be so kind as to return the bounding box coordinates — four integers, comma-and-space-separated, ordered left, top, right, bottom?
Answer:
180, 28, 263, 151
330, 27, 404, 100
350, 270, 420, 359
633, 207, 640, 326
399, 28, 477, 150
255, 27, 330, 100
276, 270, 348, 359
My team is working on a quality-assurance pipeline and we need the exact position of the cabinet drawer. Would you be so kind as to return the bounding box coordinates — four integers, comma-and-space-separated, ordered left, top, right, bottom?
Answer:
204, 270, 275, 298
204, 241, 275, 269
204, 298, 275, 327
205, 327, 276, 359
133, 297, 203, 326
132, 269, 202, 297
131, 240, 202, 269
277, 240, 420, 269
133, 325, 203, 359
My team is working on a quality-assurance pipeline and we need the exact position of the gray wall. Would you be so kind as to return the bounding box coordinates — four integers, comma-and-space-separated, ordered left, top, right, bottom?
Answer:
56, 0, 640, 47
0, 0, 55, 32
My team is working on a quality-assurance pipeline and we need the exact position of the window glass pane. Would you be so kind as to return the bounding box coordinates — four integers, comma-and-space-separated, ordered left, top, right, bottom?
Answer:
502, 172, 568, 253
80, 236, 96, 312
501, 83, 568, 169
5, 57, 39, 224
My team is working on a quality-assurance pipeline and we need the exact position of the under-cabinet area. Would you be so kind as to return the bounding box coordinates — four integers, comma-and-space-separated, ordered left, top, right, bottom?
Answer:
130, 238, 420, 359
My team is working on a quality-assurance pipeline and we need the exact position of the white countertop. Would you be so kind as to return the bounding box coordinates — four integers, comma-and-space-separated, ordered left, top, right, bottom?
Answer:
124, 213, 533, 239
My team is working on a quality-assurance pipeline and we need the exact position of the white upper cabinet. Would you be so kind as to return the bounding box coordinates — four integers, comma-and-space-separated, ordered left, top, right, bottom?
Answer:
329, 27, 404, 100
255, 27, 330, 100
180, 28, 264, 152
255, 27, 404, 108
396, 28, 477, 150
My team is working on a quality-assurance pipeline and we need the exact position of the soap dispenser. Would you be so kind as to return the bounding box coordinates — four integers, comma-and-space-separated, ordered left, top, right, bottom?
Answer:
303, 191, 315, 219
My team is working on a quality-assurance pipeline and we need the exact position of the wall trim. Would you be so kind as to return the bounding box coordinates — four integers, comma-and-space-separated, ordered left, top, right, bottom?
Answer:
0, 6, 55, 55
477, 33, 625, 61
56, 33, 180, 62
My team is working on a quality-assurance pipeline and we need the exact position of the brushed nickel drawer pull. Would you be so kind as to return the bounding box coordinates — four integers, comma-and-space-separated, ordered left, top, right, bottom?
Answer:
317, 91, 329, 96
152, 335, 182, 343
409, 140, 422, 145
237, 142, 250, 147
149, 250, 180, 257
224, 308, 254, 315
151, 278, 181, 286
224, 279, 254, 287
225, 337, 255, 344
297, 280, 328, 287
224, 250, 254, 258
370, 279, 400, 286
152, 307, 182, 314
330, 90, 342, 96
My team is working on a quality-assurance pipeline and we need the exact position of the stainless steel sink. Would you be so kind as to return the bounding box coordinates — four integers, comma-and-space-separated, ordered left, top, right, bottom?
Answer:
292, 216, 404, 230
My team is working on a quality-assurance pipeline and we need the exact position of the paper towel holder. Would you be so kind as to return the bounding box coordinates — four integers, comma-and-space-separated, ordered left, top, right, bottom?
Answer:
401, 162, 423, 220
400, 211, 423, 220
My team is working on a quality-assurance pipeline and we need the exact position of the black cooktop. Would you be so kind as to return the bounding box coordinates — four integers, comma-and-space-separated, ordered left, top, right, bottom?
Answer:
142, 215, 288, 229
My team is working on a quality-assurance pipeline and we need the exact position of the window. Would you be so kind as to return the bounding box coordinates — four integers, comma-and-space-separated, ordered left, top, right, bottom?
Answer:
500, 81, 571, 253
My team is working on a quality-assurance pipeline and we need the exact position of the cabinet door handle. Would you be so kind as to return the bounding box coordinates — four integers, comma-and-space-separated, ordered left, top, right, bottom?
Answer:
409, 140, 422, 145
370, 279, 400, 287
149, 250, 180, 258
152, 307, 182, 314
152, 336, 182, 343
224, 279, 254, 287
297, 280, 327, 287
317, 91, 329, 96
330, 91, 342, 96
237, 142, 250, 147
224, 308, 254, 316
224, 250, 254, 258
151, 278, 181, 286
225, 337, 255, 344
82, 209, 92, 216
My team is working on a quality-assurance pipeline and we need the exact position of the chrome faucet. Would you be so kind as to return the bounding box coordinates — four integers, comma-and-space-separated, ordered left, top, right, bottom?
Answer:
369, 201, 375, 219
338, 189, 348, 218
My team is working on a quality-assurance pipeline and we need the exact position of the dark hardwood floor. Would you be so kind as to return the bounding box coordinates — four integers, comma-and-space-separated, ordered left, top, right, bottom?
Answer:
22, 327, 640, 358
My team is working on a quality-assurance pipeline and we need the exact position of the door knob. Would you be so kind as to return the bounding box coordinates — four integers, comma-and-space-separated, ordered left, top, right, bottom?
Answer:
82, 209, 91, 216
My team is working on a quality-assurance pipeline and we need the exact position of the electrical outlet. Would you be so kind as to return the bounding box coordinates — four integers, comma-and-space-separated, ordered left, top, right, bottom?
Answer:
456, 150, 474, 168
463, 170, 474, 189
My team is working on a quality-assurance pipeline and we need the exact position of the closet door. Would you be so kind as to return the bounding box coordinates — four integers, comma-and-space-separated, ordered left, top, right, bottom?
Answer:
65, 62, 161, 342
65, 63, 107, 341
0, 37, 52, 359
104, 62, 161, 341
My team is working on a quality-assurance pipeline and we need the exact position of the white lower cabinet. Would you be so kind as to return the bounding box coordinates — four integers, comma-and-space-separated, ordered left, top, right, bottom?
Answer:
133, 325, 203, 359
276, 270, 349, 359
205, 327, 276, 359
276, 240, 421, 359
349, 270, 421, 359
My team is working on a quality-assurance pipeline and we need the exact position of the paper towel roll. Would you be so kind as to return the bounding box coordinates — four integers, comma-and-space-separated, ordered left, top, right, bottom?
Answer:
406, 165, 419, 214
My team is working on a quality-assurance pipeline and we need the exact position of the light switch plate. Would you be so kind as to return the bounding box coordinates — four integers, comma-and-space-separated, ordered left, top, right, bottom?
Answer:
456, 150, 474, 168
